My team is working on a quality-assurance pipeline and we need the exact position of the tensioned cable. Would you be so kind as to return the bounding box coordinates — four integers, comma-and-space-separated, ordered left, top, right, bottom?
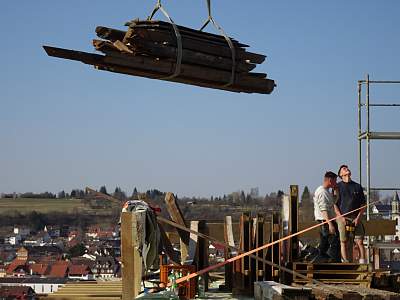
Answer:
199, 0, 236, 87
148, 0, 183, 80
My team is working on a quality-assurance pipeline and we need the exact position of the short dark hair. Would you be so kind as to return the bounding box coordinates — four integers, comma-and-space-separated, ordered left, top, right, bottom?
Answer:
337, 164, 348, 178
324, 171, 337, 179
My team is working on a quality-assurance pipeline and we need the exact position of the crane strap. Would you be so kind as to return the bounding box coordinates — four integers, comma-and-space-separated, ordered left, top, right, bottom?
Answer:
200, 0, 236, 87
148, 0, 183, 80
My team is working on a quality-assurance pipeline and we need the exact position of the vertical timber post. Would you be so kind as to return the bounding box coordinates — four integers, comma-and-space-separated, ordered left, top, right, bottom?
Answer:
121, 211, 143, 300
198, 220, 209, 291
366, 74, 371, 264
165, 192, 190, 263
271, 212, 281, 282
289, 185, 299, 262
224, 216, 235, 291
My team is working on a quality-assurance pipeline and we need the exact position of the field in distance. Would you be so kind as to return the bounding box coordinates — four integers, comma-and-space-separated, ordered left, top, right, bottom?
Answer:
0, 198, 119, 215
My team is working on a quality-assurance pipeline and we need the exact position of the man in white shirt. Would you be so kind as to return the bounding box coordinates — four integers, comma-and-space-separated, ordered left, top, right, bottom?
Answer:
312, 171, 340, 263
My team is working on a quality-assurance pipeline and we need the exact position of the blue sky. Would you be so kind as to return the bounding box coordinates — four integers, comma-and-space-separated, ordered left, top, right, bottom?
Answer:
1, 1, 399, 197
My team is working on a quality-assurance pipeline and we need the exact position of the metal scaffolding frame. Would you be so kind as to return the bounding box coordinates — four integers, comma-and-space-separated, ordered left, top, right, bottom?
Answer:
357, 74, 400, 263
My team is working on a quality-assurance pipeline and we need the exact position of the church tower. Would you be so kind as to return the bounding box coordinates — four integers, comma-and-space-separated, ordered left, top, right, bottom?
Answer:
392, 192, 400, 240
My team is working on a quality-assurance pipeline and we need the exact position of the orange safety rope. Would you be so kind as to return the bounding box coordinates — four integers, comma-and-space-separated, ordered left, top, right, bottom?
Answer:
85, 186, 374, 287
175, 201, 372, 285
86, 187, 327, 286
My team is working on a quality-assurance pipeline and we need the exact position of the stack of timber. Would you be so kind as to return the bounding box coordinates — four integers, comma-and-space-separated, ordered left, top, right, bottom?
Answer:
305, 284, 400, 300
293, 262, 373, 287
43, 19, 275, 94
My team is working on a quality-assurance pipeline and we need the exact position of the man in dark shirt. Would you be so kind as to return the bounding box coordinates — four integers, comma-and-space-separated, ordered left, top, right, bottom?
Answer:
334, 165, 366, 263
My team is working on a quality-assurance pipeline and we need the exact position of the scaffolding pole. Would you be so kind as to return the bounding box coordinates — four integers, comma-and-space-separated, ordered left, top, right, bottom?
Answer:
357, 74, 400, 266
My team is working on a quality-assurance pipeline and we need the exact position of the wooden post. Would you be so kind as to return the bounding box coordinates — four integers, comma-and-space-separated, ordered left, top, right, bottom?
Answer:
289, 185, 299, 261
224, 216, 235, 291
165, 192, 189, 263
256, 214, 266, 282
197, 220, 209, 291
159, 224, 181, 265
241, 213, 252, 294
272, 212, 281, 282
186, 221, 199, 265
121, 211, 144, 300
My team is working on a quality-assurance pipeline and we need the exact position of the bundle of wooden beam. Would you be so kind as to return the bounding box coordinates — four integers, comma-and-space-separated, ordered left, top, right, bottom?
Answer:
43, 19, 275, 94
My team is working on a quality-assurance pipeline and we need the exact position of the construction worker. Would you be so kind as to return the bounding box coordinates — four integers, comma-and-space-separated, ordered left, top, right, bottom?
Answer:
312, 171, 340, 263
334, 165, 366, 264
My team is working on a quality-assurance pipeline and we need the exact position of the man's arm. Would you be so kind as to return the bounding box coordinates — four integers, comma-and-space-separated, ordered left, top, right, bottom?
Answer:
316, 191, 335, 234
320, 210, 336, 234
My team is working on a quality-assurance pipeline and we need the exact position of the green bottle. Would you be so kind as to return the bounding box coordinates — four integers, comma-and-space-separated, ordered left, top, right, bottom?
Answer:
198, 275, 205, 298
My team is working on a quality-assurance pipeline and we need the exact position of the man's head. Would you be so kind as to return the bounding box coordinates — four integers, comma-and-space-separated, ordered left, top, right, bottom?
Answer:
338, 164, 351, 180
323, 171, 337, 189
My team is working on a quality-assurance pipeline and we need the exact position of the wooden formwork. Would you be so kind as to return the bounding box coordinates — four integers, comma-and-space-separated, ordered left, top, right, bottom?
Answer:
293, 263, 373, 287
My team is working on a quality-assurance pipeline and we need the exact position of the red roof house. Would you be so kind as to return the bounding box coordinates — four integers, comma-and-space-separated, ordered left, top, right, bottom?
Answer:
29, 263, 49, 276
48, 263, 68, 278
0, 286, 35, 300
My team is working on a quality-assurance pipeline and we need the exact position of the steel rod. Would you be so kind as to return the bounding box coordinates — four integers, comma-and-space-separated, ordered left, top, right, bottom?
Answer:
358, 82, 362, 185
358, 131, 400, 140
358, 80, 400, 84
370, 187, 400, 191
366, 74, 371, 264
360, 103, 400, 107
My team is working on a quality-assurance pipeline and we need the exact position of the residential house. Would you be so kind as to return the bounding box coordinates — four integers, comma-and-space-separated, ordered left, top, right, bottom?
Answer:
5, 234, 22, 246
0, 265, 6, 278
16, 248, 28, 261
6, 259, 28, 277
45, 226, 61, 239
91, 256, 119, 279
68, 231, 79, 242
23, 231, 51, 247
14, 227, 31, 238
24, 246, 63, 263
372, 204, 392, 219
48, 262, 68, 278
0, 277, 66, 294
28, 264, 49, 277
392, 192, 400, 240
0, 285, 36, 300
68, 264, 94, 281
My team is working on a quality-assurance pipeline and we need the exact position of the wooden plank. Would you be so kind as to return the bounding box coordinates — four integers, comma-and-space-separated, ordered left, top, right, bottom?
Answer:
120, 211, 143, 300
251, 216, 259, 286
44, 46, 275, 94
164, 192, 189, 263
224, 216, 234, 291
272, 212, 281, 282
364, 219, 397, 236
289, 185, 300, 261
126, 20, 246, 46
95, 38, 257, 73
224, 216, 235, 248
124, 27, 266, 63
256, 215, 265, 282
98, 51, 272, 91
159, 223, 180, 265
95, 63, 273, 94
242, 213, 252, 294
186, 220, 199, 265
197, 220, 209, 291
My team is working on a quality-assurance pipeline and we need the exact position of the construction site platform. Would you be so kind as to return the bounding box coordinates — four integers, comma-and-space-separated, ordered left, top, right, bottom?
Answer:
293, 262, 373, 286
